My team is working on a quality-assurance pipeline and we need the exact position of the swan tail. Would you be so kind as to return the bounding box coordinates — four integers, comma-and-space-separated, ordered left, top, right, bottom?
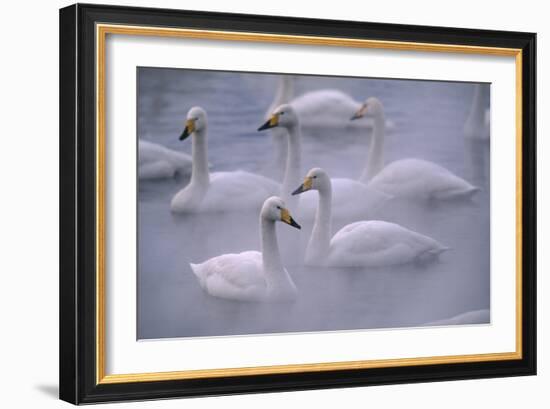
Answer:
433, 185, 480, 201
416, 245, 450, 265
189, 263, 207, 289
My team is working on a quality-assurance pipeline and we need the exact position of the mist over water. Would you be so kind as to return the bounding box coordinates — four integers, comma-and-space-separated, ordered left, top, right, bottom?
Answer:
137, 68, 490, 340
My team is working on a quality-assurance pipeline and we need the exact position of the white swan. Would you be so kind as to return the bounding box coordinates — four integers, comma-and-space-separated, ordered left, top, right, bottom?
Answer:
351, 97, 479, 201
464, 84, 490, 140
171, 107, 280, 213
258, 104, 391, 219
138, 140, 193, 180
190, 197, 300, 302
292, 168, 449, 267
424, 309, 490, 326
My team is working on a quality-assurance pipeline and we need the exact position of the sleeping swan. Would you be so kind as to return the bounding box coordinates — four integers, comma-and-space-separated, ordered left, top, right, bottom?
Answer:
138, 140, 193, 180
190, 197, 301, 302
351, 97, 479, 201
258, 104, 391, 219
292, 168, 449, 267
171, 107, 280, 213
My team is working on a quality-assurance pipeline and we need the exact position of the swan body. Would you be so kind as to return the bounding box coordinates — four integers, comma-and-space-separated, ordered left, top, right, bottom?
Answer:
190, 197, 300, 302
293, 168, 448, 267
352, 97, 479, 201
171, 107, 280, 213
327, 220, 448, 267
292, 89, 366, 128
368, 159, 479, 201
138, 140, 193, 180
425, 309, 490, 326
259, 103, 391, 218
464, 84, 490, 140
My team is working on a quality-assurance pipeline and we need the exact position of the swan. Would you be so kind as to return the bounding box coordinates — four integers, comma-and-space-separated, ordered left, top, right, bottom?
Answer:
266, 76, 394, 179
190, 196, 301, 302
258, 104, 392, 219
292, 168, 449, 267
258, 104, 302, 211
351, 97, 479, 201
171, 107, 280, 213
463, 84, 490, 140
138, 140, 193, 180
265, 76, 294, 181
424, 309, 490, 326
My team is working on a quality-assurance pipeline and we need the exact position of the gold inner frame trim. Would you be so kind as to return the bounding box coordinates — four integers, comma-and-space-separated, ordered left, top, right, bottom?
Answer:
95, 23, 523, 385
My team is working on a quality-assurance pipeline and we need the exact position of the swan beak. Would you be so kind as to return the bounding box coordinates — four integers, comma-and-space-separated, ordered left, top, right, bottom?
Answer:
179, 119, 195, 140
292, 177, 313, 195
281, 208, 301, 229
258, 114, 279, 131
350, 104, 367, 120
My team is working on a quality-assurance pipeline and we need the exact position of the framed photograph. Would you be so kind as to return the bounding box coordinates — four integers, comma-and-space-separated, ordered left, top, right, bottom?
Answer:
59, 3, 536, 404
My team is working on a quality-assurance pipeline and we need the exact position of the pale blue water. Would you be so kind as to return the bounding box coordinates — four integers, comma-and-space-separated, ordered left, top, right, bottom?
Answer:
137, 68, 490, 339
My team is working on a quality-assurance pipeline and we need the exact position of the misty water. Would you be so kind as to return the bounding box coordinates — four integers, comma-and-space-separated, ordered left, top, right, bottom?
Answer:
137, 68, 490, 340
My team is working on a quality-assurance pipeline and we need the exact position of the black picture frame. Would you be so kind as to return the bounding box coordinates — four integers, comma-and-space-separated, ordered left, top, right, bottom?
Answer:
59, 3, 536, 404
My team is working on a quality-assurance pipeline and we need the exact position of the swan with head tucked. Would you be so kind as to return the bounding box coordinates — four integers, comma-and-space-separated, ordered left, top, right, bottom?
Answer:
138, 140, 194, 180
190, 197, 300, 302
463, 84, 490, 140
170, 107, 280, 213
351, 97, 479, 201
258, 104, 392, 219
293, 168, 449, 267
267, 76, 394, 180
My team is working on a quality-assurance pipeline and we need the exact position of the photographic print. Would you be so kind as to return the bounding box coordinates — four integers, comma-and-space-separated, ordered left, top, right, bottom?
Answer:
137, 68, 491, 340
60, 6, 536, 403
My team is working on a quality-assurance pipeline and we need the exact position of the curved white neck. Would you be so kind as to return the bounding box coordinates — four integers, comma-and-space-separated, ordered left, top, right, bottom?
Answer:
360, 113, 385, 183
281, 125, 302, 209
306, 182, 332, 265
190, 128, 210, 186
260, 217, 292, 293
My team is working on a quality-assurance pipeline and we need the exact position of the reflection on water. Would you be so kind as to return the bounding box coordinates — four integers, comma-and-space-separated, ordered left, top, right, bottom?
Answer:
137, 68, 490, 339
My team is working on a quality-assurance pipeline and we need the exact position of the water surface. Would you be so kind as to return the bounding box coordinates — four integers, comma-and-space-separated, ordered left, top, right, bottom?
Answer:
137, 68, 490, 339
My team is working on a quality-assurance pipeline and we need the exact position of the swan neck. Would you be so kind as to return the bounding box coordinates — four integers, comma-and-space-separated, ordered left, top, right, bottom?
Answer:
282, 125, 302, 206
361, 114, 385, 183
307, 184, 332, 264
191, 128, 210, 186
260, 217, 285, 281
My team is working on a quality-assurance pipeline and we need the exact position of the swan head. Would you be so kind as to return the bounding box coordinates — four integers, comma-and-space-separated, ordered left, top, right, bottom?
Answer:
258, 104, 299, 131
179, 106, 207, 141
350, 97, 384, 120
262, 196, 301, 229
291, 168, 329, 195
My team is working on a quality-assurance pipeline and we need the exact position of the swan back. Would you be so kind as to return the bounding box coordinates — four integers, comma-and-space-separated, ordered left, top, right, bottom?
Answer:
190, 251, 267, 302
328, 220, 448, 267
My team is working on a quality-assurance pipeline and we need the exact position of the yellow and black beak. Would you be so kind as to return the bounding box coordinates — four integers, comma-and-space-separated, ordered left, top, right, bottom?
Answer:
350, 104, 367, 121
258, 114, 279, 131
179, 119, 196, 141
280, 207, 301, 230
292, 177, 313, 196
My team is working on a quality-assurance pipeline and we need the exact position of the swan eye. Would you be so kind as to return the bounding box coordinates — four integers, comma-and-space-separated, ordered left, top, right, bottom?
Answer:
279, 111, 285, 115
313, 176, 317, 179
276, 205, 281, 209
